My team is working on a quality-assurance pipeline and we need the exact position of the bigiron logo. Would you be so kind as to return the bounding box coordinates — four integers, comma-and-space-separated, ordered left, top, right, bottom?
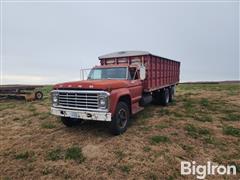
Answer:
181, 161, 237, 179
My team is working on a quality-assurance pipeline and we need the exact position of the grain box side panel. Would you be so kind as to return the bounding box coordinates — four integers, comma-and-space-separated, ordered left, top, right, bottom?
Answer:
156, 58, 161, 87
143, 55, 180, 92
148, 55, 152, 90
156, 56, 163, 87
160, 58, 164, 86
142, 55, 151, 91
152, 56, 156, 88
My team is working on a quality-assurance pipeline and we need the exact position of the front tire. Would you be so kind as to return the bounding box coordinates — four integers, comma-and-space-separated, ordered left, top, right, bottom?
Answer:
61, 117, 82, 127
110, 102, 130, 135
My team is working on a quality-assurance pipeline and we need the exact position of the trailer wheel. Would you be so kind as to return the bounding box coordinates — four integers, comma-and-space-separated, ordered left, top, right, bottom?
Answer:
169, 86, 175, 102
61, 117, 82, 127
160, 88, 170, 106
110, 101, 130, 135
35, 91, 43, 100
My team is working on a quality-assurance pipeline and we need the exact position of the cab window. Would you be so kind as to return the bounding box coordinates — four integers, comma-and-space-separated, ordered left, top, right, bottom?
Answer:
129, 67, 139, 80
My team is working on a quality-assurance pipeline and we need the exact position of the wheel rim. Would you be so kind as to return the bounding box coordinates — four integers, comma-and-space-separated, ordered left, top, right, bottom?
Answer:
36, 93, 42, 99
165, 90, 169, 103
172, 87, 175, 96
118, 108, 127, 128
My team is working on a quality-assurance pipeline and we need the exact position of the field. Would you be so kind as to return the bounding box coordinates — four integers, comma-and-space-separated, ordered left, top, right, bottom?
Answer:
0, 83, 239, 180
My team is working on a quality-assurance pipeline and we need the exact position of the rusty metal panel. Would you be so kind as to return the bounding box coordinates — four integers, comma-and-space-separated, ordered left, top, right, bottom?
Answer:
143, 55, 180, 92
99, 52, 180, 92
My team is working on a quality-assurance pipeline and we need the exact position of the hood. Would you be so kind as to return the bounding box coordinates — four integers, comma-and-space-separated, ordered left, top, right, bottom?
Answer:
54, 79, 129, 91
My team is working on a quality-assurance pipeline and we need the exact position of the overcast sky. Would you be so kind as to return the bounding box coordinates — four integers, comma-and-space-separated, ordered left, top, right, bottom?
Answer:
1, 1, 239, 84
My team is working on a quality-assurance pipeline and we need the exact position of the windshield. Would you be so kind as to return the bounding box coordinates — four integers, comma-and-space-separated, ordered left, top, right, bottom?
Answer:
88, 67, 127, 80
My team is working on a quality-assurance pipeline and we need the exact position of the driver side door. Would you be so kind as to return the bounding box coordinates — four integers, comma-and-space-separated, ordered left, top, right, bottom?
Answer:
128, 68, 143, 104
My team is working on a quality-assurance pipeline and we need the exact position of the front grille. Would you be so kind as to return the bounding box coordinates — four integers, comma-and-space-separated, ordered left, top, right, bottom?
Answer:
58, 91, 99, 109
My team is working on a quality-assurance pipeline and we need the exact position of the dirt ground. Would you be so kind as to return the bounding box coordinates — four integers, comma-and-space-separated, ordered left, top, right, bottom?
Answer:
0, 83, 239, 180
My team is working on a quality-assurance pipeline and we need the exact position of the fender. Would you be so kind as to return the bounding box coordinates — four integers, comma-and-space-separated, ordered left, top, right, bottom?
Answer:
109, 88, 131, 116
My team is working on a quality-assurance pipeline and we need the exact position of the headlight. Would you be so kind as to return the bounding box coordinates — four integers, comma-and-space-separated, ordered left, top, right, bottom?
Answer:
98, 95, 108, 109
51, 92, 58, 106
53, 96, 58, 103
99, 98, 106, 106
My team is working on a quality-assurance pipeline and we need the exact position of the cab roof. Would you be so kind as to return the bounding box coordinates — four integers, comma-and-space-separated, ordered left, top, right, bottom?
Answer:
98, 51, 150, 59
94, 64, 139, 68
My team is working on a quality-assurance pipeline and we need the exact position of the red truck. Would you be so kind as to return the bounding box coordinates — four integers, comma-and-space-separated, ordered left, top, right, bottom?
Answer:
51, 51, 180, 135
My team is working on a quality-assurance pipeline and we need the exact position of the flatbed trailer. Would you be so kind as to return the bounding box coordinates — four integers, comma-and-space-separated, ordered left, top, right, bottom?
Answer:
0, 85, 44, 101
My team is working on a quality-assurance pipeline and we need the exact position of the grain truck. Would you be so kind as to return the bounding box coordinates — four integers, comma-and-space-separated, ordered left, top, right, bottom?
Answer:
51, 51, 180, 135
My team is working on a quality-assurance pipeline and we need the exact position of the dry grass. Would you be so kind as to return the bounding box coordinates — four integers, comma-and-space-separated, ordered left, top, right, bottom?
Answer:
0, 84, 239, 179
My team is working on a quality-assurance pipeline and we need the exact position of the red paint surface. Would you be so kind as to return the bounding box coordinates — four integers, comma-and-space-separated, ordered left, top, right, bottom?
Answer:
100, 54, 180, 92
53, 53, 180, 116
54, 80, 129, 91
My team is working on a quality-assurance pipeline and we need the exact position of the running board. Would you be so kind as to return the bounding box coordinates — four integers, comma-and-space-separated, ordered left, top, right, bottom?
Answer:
132, 103, 144, 115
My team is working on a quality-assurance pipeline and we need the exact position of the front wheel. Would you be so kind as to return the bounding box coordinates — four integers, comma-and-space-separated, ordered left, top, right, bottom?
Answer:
110, 102, 130, 135
61, 117, 82, 127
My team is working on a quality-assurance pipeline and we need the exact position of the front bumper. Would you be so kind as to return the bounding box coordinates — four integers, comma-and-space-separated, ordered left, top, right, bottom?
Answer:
51, 107, 112, 121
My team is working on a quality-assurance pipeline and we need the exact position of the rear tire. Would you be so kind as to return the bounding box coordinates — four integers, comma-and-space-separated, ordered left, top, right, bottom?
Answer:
169, 86, 175, 102
61, 117, 82, 127
152, 88, 170, 106
110, 102, 130, 135
160, 88, 170, 106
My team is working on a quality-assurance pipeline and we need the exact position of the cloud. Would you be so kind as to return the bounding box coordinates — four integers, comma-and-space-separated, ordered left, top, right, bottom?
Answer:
3, 75, 47, 85
2, 2, 239, 84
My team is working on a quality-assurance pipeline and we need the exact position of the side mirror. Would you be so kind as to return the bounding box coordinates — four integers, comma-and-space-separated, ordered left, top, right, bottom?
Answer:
139, 65, 146, 80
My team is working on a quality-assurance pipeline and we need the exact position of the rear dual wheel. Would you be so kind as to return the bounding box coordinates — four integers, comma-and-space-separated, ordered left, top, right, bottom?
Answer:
169, 86, 175, 102
160, 88, 170, 106
153, 86, 175, 106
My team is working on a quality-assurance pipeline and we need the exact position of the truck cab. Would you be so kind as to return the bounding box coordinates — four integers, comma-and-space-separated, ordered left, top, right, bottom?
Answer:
51, 64, 145, 135
51, 51, 180, 135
